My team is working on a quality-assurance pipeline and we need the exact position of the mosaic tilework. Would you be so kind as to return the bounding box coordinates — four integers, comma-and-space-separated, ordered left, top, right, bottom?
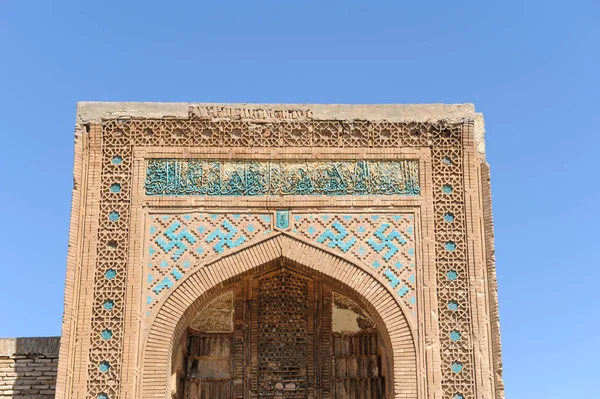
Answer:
275, 210, 290, 230
147, 213, 272, 310
145, 159, 420, 196
144, 212, 417, 320
291, 214, 416, 317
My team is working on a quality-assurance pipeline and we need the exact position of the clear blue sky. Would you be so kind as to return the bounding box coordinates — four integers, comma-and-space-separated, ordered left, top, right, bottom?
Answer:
1, 1, 598, 398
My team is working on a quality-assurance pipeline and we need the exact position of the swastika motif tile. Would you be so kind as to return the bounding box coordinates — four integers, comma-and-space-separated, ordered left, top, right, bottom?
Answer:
146, 213, 272, 311
291, 213, 417, 317
145, 212, 417, 320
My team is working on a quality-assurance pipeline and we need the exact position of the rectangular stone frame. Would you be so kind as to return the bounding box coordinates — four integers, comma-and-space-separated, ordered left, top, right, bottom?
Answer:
132, 145, 433, 399
56, 103, 503, 399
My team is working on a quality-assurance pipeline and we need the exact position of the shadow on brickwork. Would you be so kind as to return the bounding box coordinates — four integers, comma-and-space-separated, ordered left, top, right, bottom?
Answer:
0, 337, 60, 398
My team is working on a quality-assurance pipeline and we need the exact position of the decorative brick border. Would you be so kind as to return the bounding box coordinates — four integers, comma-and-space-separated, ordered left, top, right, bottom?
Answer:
141, 234, 417, 399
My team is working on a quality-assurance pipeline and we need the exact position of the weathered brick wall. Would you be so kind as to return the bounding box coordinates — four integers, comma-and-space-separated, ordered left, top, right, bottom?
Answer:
0, 337, 60, 399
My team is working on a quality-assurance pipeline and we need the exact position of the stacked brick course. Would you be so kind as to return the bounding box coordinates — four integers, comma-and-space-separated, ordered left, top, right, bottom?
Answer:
0, 338, 60, 399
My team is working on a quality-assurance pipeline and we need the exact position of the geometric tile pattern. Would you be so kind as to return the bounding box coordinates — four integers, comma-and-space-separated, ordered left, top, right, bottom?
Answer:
291, 213, 417, 318
87, 134, 133, 399
146, 213, 272, 311
145, 212, 417, 320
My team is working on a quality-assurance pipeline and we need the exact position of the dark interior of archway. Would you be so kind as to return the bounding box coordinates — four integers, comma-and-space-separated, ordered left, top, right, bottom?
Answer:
179, 266, 387, 399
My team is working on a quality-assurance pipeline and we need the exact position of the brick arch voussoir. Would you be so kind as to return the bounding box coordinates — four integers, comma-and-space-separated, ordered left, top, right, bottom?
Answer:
141, 233, 417, 399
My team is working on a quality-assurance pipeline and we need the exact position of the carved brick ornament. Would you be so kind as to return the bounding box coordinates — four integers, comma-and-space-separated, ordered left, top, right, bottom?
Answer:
57, 104, 503, 399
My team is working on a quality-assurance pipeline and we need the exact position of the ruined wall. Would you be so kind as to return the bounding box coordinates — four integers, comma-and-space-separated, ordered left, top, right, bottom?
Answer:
0, 337, 60, 399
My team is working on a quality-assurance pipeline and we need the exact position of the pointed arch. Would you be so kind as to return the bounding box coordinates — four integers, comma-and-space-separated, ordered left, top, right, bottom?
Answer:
140, 233, 417, 399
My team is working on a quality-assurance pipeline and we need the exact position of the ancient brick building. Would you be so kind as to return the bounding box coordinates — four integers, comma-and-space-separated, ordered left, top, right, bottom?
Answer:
42, 103, 502, 399
0, 338, 60, 398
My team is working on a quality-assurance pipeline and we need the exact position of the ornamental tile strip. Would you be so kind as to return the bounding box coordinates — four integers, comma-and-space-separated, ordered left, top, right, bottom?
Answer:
87, 134, 132, 399
431, 122, 476, 399
145, 159, 420, 196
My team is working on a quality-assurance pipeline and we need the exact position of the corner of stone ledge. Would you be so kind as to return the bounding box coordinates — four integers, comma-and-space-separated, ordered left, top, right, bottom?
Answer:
76, 101, 102, 126
73, 103, 488, 161
76, 102, 190, 124
472, 109, 486, 162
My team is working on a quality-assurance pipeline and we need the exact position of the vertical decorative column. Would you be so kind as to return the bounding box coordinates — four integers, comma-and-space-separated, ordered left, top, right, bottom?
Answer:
432, 122, 476, 399
86, 122, 133, 399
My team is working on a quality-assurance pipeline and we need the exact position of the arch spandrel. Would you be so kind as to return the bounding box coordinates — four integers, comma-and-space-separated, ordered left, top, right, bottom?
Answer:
145, 212, 419, 326
140, 234, 418, 399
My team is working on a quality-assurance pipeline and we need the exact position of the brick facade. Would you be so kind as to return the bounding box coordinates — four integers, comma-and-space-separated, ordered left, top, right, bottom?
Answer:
52, 103, 503, 399
0, 338, 60, 399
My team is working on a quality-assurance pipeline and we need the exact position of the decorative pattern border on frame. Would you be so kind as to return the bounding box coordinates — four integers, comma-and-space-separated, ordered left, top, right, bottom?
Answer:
88, 118, 476, 399
431, 122, 475, 399
86, 126, 133, 399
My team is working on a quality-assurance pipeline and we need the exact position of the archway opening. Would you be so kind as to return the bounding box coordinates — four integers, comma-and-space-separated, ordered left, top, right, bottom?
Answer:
171, 262, 391, 399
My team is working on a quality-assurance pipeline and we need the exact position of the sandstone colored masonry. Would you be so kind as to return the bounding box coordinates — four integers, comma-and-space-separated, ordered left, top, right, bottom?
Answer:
56, 103, 503, 399
0, 337, 60, 399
